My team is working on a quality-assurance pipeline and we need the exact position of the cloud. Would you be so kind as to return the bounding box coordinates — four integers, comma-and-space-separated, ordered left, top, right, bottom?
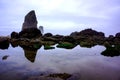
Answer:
0, 0, 120, 35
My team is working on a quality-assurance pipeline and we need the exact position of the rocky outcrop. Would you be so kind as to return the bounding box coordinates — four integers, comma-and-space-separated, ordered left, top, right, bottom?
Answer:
70, 29, 104, 37
22, 10, 37, 30
19, 10, 42, 38
70, 29, 105, 45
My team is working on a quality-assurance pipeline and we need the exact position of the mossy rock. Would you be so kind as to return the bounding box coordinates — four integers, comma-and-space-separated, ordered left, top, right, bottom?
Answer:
101, 46, 120, 57
80, 41, 96, 48
57, 42, 76, 49
42, 41, 56, 45
44, 45, 55, 50
33, 44, 42, 49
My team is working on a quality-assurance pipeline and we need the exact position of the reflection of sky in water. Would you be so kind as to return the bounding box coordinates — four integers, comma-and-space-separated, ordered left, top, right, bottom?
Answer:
0, 45, 120, 80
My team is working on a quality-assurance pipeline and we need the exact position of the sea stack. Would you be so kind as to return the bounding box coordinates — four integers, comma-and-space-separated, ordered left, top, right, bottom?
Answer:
19, 10, 42, 38
22, 10, 37, 30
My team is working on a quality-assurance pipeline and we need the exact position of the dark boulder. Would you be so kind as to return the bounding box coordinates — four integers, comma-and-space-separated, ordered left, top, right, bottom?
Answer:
0, 37, 9, 49
11, 31, 19, 38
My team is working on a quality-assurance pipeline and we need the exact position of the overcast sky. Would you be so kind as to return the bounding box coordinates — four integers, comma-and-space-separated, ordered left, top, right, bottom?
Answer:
0, 0, 120, 36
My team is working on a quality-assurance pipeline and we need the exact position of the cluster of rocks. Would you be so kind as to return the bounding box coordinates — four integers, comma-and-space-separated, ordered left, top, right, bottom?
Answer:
0, 10, 120, 57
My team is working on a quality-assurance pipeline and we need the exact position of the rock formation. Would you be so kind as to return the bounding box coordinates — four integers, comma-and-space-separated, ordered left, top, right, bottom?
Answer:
19, 10, 42, 38
22, 10, 37, 30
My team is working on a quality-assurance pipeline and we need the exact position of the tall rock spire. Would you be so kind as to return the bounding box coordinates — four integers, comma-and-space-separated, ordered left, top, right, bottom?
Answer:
19, 10, 42, 38
22, 10, 37, 30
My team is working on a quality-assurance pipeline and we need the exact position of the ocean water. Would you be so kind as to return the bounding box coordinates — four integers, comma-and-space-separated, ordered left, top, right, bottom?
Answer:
0, 44, 120, 80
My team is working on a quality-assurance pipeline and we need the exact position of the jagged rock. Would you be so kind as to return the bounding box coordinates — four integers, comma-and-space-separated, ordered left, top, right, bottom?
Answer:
19, 10, 42, 38
11, 31, 19, 38
22, 10, 37, 30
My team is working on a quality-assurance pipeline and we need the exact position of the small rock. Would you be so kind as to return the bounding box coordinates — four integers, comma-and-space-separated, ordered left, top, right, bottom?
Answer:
2, 55, 9, 60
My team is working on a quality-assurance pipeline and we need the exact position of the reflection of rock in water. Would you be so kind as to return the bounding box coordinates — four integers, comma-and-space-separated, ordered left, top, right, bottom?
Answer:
24, 49, 37, 62
20, 45, 42, 63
